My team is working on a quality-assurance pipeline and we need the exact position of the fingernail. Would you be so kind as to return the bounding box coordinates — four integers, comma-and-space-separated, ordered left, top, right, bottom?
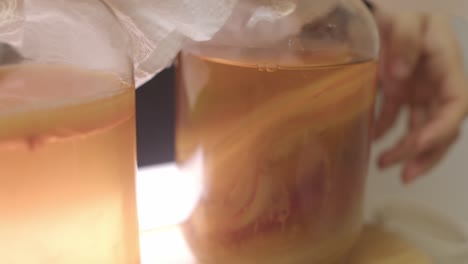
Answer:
392, 61, 410, 80
379, 155, 390, 169
403, 166, 420, 183
402, 176, 413, 185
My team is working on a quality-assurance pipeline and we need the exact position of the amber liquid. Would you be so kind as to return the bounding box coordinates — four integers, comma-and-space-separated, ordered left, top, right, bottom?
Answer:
0, 64, 140, 263
176, 49, 377, 264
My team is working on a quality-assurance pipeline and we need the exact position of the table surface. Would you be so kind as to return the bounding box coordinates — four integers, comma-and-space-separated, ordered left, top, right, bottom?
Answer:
139, 224, 431, 264
137, 164, 433, 263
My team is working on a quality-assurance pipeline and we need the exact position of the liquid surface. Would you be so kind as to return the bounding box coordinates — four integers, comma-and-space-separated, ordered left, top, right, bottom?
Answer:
176, 51, 377, 264
0, 64, 140, 264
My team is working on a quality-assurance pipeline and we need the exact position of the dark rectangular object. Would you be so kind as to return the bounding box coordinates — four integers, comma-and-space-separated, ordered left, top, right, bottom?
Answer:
136, 68, 175, 167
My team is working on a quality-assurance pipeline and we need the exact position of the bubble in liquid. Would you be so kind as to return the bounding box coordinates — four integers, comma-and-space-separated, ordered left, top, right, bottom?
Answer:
265, 64, 278, 72
257, 63, 278, 72
257, 64, 266, 72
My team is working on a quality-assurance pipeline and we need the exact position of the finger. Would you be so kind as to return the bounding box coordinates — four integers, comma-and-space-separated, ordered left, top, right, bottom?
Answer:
423, 15, 465, 82
419, 102, 465, 152
401, 102, 464, 179
402, 135, 456, 183
409, 105, 428, 130
379, 98, 441, 169
379, 104, 461, 171
374, 95, 402, 140
378, 131, 420, 169
389, 14, 426, 80
422, 15, 468, 116
393, 103, 463, 170
394, 88, 466, 177
397, 15, 467, 181
379, 15, 468, 179
418, 16, 468, 149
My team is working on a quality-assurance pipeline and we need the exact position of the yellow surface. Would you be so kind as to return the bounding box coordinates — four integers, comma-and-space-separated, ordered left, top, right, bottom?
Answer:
140, 225, 432, 264
348, 225, 432, 264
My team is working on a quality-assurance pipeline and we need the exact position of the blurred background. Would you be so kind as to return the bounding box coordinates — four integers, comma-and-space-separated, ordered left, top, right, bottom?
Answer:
135, 18, 468, 222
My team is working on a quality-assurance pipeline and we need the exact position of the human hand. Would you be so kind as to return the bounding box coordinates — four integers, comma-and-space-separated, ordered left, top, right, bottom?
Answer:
373, 9, 468, 183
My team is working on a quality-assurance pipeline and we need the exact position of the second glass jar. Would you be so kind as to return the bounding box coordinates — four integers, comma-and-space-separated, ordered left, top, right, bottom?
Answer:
176, 1, 379, 263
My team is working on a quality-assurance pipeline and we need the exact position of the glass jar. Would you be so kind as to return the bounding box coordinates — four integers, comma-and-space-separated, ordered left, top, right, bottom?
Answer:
175, 0, 379, 263
0, 1, 139, 263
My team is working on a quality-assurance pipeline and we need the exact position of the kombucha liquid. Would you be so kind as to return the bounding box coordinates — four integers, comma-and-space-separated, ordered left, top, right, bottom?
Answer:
176, 49, 377, 264
0, 64, 140, 264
